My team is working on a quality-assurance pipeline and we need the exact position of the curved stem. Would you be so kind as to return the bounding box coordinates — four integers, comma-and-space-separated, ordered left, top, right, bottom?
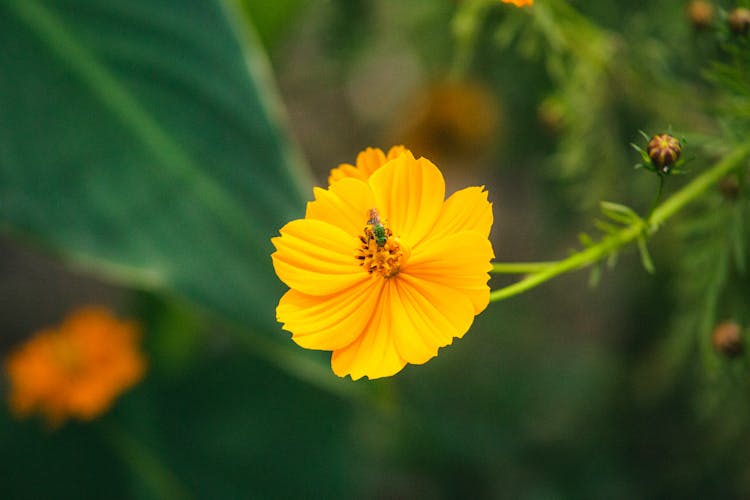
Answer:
489, 140, 750, 302
490, 223, 644, 302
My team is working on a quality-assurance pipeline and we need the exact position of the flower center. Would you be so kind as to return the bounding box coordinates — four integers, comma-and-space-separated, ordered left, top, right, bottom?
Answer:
357, 209, 406, 278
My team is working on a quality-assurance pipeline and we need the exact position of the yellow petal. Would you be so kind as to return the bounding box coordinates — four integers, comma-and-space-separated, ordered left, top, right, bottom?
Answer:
369, 152, 445, 248
385, 145, 408, 161
404, 232, 494, 314
305, 178, 375, 237
328, 163, 365, 184
330, 281, 407, 380
389, 275, 475, 364
272, 219, 366, 296
355, 147, 388, 174
277, 278, 382, 351
328, 146, 410, 185
425, 186, 493, 242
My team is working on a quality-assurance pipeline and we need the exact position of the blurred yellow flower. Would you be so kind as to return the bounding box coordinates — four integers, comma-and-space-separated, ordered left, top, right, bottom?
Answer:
272, 150, 494, 380
502, 0, 533, 6
394, 80, 500, 163
328, 145, 407, 185
4, 307, 146, 426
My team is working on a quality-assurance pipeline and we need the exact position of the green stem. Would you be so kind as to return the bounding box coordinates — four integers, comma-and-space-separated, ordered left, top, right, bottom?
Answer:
536, 0, 614, 71
449, 0, 490, 79
491, 261, 557, 274
489, 140, 750, 302
490, 222, 644, 302
647, 174, 665, 220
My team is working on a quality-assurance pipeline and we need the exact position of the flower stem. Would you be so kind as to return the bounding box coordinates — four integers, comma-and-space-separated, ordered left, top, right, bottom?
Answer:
449, 0, 490, 79
489, 140, 750, 302
646, 174, 665, 220
491, 261, 557, 274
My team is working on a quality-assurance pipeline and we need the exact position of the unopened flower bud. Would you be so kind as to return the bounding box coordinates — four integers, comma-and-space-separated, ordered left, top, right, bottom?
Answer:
647, 134, 682, 173
728, 8, 750, 35
687, 1, 714, 30
712, 320, 743, 358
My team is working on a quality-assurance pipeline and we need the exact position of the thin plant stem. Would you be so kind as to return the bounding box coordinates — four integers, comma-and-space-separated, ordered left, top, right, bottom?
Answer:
492, 262, 557, 274
449, 0, 491, 79
489, 140, 750, 302
647, 174, 665, 220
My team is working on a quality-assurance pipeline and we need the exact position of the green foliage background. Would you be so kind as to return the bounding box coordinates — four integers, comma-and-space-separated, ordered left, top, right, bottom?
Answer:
1, 0, 750, 498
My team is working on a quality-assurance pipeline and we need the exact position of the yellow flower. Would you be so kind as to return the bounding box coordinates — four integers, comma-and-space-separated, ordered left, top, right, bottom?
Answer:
4, 307, 146, 426
502, 0, 533, 6
328, 145, 407, 185
272, 150, 494, 380
394, 81, 500, 163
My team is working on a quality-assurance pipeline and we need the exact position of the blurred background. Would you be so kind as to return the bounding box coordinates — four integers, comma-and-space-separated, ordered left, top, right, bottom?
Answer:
2, 0, 750, 498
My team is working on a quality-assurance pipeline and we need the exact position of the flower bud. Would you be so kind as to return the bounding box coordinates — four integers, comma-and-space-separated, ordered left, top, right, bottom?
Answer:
686, 1, 714, 31
647, 134, 682, 173
712, 320, 743, 358
728, 8, 750, 35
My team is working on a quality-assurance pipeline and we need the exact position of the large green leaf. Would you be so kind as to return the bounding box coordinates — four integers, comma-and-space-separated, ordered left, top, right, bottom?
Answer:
0, 0, 312, 335
240, 0, 304, 50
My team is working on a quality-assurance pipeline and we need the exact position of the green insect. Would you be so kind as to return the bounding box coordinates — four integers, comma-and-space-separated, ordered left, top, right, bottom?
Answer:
368, 209, 388, 247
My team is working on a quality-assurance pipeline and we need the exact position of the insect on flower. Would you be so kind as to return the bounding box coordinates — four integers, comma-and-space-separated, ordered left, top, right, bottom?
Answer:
272, 148, 494, 380
367, 208, 388, 247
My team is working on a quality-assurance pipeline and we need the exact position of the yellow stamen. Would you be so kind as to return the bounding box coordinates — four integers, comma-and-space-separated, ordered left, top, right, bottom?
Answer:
357, 212, 408, 278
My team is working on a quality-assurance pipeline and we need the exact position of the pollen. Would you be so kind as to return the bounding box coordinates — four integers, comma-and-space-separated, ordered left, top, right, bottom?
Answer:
357, 210, 407, 278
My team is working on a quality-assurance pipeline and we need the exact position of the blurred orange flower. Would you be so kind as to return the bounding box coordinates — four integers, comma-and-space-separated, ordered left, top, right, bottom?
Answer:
328, 145, 407, 185
502, 0, 533, 6
394, 80, 500, 164
4, 307, 146, 426
272, 150, 494, 380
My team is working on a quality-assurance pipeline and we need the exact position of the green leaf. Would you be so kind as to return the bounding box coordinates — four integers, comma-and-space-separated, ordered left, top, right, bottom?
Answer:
587, 263, 601, 288
0, 0, 312, 337
593, 218, 619, 235
578, 232, 594, 247
636, 236, 655, 274
600, 200, 641, 225
240, 0, 304, 50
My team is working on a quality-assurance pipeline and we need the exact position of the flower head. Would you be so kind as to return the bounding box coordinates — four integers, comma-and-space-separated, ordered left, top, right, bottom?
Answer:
632, 131, 686, 175
647, 133, 682, 173
272, 149, 494, 380
712, 320, 743, 358
686, 1, 714, 31
4, 307, 146, 426
501, 0, 533, 7
328, 145, 407, 185
728, 8, 750, 36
